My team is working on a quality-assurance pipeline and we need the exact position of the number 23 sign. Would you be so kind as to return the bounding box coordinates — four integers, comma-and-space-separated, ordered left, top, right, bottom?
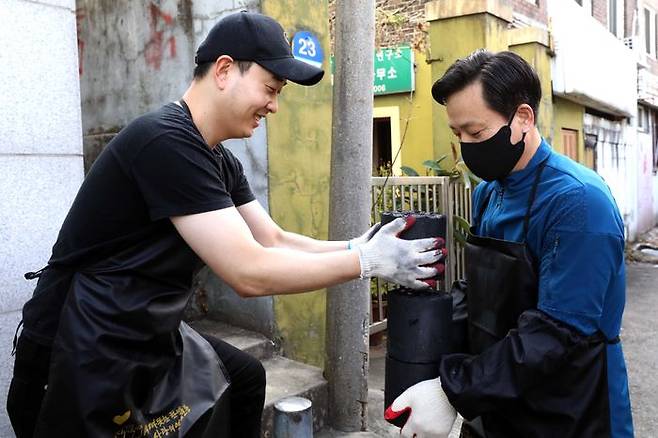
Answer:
292, 31, 324, 69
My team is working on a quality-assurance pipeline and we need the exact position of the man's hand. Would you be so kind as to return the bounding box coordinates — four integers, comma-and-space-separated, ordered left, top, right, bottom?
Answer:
357, 217, 442, 289
385, 377, 456, 438
348, 223, 381, 249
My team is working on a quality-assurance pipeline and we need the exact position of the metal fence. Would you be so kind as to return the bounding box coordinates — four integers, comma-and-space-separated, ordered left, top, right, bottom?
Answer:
369, 176, 473, 334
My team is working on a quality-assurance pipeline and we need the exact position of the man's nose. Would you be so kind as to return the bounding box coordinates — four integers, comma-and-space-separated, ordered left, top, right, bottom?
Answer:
266, 96, 278, 114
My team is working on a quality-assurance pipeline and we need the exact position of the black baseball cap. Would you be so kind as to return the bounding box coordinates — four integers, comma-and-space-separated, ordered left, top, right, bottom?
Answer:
195, 11, 324, 86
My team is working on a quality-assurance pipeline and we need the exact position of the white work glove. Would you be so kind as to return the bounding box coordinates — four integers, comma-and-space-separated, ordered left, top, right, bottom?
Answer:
385, 377, 457, 438
347, 223, 380, 250
356, 217, 442, 290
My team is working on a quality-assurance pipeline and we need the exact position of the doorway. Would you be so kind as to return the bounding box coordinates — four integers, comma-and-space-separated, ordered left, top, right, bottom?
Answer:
372, 106, 401, 176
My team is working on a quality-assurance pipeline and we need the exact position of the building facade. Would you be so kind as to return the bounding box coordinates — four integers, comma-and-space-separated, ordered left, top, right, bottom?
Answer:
328, 0, 658, 239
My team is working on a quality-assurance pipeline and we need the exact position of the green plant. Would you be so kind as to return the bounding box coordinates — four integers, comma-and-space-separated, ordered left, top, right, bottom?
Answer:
453, 215, 472, 246
402, 142, 482, 190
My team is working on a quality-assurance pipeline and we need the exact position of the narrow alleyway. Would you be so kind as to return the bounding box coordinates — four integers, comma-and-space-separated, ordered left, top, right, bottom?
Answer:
622, 262, 658, 437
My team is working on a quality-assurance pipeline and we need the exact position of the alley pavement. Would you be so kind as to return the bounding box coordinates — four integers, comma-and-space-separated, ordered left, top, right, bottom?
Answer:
622, 262, 658, 437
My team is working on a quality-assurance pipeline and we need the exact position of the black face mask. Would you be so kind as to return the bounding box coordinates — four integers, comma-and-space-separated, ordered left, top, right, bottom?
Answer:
460, 112, 526, 182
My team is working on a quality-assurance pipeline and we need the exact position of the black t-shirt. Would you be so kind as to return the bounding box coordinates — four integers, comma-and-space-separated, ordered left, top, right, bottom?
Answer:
22, 102, 255, 345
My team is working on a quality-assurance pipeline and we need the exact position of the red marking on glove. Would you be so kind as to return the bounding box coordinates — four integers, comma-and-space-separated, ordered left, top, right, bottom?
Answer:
441, 247, 449, 256
398, 215, 417, 236
384, 404, 412, 423
435, 263, 445, 274
423, 278, 437, 288
435, 237, 446, 248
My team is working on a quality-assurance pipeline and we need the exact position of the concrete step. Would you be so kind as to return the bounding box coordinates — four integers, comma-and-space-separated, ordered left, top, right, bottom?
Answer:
188, 319, 328, 436
189, 318, 275, 361
261, 356, 328, 437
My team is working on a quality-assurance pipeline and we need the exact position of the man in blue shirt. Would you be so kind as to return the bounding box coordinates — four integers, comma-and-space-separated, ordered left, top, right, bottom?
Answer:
386, 50, 634, 437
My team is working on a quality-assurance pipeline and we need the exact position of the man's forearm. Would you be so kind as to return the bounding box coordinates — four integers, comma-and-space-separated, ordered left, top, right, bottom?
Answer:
226, 246, 361, 296
275, 230, 348, 253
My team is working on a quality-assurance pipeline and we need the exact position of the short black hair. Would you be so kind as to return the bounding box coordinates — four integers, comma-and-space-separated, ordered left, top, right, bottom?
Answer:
431, 50, 542, 122
193, 60, 254, 79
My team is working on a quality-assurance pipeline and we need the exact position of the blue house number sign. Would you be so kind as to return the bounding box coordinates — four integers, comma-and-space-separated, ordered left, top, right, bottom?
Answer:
291, 31, 324, 69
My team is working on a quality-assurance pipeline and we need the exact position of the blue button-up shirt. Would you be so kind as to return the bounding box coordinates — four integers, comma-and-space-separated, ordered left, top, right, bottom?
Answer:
472, 139, 633, 437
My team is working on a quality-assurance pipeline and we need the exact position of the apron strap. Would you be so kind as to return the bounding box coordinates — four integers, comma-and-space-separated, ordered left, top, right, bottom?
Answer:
474, 157, 549, 235
522, 159, 548, 240
24, 265, 48, 280
11, 320, 23, 356
586, 331, 621, 345
476, 188, 492, 226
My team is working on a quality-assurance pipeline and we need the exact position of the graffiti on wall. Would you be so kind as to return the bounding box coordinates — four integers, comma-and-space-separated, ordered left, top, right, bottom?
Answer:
76, 8, 86, 76
145, 2, 177, 70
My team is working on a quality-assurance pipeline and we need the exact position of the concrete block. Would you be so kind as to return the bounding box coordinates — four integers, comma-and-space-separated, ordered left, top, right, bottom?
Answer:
0, 1, 82, 155
0, 155, 83, 313
188, 319, 276, 361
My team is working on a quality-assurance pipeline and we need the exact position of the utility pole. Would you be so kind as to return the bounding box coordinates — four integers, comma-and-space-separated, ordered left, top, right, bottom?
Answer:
325, 0, 375, 431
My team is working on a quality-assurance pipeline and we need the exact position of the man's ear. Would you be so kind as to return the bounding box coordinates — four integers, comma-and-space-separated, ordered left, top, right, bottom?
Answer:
516, 103, 535, 130
213, 55, 234, 90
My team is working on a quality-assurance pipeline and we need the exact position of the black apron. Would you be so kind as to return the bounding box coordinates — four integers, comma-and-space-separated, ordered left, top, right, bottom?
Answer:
465, 163, 545, 355
458, 161, 616, 438
30, 231, 230, 437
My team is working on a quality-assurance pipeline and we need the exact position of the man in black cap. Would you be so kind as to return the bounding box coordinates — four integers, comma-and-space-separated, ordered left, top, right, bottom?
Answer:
8, 11, 443, 438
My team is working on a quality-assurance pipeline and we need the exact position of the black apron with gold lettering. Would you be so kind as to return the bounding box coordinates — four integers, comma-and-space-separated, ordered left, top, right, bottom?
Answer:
31, 231, 230, 437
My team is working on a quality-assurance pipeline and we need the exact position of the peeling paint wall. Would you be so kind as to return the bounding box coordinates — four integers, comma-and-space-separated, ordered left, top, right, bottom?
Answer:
262, 0, 333, 367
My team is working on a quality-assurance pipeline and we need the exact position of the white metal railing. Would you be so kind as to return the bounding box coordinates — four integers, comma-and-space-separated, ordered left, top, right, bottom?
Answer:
369, 176, 473, 334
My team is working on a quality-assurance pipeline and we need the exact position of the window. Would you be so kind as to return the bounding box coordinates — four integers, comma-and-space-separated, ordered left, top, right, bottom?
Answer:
638, 105, 649, 132
644, 7, 657, 58
608, 0, 625, 38
561, 128, 579, 161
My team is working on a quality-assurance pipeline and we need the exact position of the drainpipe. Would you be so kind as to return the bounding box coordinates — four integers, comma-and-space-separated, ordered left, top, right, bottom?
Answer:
325, 0, 375, 431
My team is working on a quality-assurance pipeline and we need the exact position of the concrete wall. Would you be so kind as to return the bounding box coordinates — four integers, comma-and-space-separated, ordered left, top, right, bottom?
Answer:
76, 0, 276, 338
262, 0, 334, 367
637, 130, 656, 231
550, 0, 637, 118
508, 27, 554, 144
0, 0, 84, 434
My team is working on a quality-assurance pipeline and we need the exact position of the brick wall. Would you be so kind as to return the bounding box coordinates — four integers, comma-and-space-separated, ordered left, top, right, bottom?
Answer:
512, 0, 548, 25
328, 0, 552, 52
328, 0, 434, 52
